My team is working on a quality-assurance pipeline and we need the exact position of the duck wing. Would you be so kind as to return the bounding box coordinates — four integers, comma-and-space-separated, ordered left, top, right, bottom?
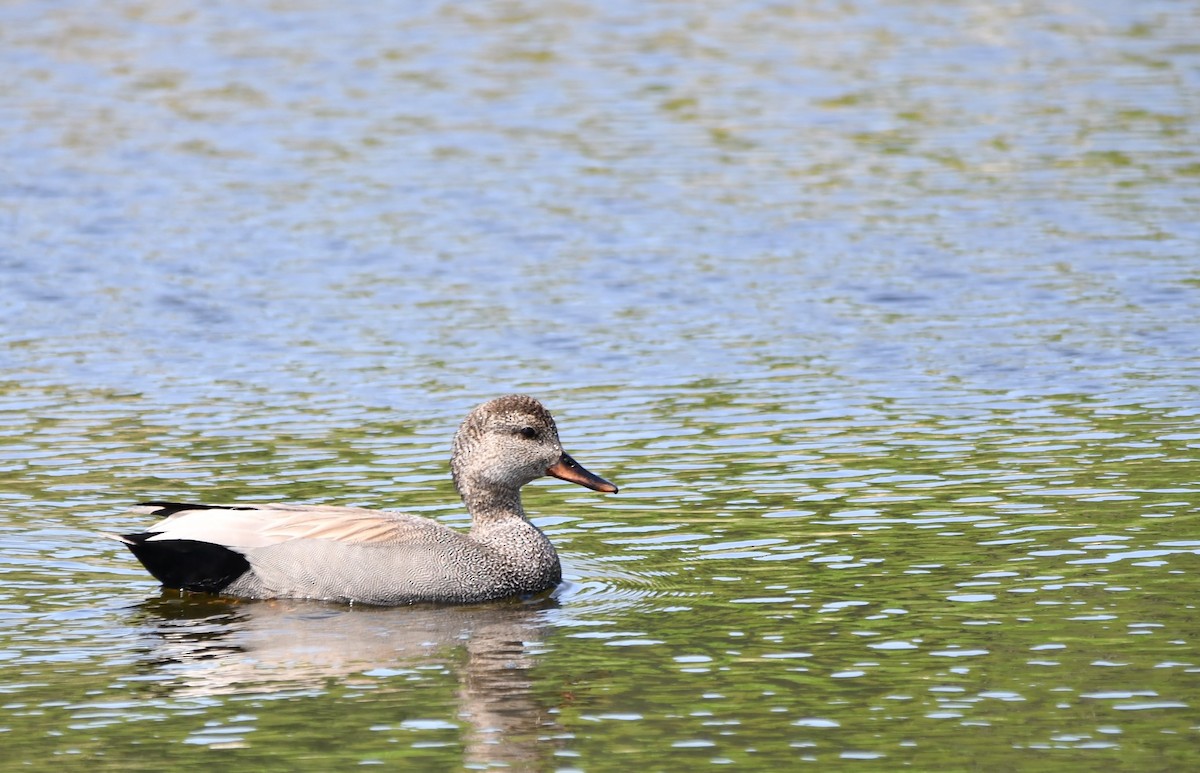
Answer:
127, 500, 459, 549
111, 501, 492, 603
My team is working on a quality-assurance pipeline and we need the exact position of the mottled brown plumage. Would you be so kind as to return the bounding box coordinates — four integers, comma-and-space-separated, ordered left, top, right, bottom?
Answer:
110, 395, 618, 605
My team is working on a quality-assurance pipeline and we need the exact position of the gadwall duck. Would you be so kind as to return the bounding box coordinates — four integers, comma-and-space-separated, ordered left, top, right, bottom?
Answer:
110, 395, 618, 605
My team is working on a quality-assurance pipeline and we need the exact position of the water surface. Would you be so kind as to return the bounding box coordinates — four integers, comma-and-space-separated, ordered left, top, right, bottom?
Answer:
2, 0, 1199, 770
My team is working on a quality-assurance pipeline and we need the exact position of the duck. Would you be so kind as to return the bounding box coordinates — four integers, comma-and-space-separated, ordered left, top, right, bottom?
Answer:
109, 394, 618, 605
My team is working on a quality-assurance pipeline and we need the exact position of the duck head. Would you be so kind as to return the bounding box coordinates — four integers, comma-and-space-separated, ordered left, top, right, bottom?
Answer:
451, 394, 617, 498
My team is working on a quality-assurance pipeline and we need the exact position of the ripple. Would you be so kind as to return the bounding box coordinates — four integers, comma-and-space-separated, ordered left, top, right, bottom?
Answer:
793, 718, 840, 728
1113, 702, 1189, 711
869, 641, 919, 651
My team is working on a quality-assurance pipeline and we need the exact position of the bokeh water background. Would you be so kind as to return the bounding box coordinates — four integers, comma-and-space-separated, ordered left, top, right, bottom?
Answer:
2, 0, 1199, 769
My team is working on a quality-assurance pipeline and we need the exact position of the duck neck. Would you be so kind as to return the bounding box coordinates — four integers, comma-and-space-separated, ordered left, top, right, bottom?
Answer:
460, 483, 528, 534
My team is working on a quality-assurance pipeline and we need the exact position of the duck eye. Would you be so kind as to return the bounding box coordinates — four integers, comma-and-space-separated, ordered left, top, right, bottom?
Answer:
518, 426, 537, 440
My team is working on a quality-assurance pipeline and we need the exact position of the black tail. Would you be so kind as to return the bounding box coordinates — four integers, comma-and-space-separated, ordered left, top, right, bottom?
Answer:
122, 532, 251, 594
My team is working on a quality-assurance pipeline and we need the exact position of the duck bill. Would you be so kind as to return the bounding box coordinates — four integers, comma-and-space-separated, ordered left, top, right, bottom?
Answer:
546, 452, 618, 493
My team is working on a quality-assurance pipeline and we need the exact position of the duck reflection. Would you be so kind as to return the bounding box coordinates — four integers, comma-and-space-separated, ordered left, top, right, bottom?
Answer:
130, 593, 560, 766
